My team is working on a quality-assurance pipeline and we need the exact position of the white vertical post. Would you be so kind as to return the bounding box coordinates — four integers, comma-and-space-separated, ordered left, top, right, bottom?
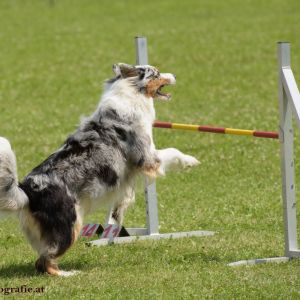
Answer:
135, 36, 160, 235
278, 42, 298, 256
135, 36, 148, 66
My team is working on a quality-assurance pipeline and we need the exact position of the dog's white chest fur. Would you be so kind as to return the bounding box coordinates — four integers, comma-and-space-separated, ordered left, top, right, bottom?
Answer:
98, 80, 156, 139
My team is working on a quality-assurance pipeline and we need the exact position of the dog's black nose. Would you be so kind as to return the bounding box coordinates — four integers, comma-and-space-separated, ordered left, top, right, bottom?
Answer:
174, 74, 177, 79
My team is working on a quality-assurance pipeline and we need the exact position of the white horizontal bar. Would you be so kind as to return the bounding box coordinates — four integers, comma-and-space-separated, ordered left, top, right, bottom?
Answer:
282, 68, 300, 132
228, 257, 290, 267
88, 230, 215, 247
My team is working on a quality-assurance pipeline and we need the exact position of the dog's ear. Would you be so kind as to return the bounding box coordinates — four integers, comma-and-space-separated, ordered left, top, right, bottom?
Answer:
112, 64, 122, 76
112, 63, 139, 78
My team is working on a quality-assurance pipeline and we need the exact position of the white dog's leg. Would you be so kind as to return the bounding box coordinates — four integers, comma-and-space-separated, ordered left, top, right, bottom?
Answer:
156, 148, 200, 175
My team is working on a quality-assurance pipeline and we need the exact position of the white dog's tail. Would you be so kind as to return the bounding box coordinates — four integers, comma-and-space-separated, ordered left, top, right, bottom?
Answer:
0, 137, 28, 212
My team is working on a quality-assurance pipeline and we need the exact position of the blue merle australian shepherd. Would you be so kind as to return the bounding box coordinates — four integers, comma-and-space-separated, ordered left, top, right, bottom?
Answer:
0, 63, 199, 276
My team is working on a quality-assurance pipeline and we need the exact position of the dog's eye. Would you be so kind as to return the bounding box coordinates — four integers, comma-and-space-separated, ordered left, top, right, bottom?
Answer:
138, 69, 145, 79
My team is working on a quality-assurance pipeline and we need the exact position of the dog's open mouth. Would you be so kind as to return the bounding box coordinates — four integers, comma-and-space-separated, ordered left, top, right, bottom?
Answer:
156, 85, 171, 101
155, 73, 176, 101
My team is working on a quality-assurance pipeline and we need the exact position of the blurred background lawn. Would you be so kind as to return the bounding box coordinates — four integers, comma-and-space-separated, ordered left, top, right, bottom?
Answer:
0, 0, 300, 299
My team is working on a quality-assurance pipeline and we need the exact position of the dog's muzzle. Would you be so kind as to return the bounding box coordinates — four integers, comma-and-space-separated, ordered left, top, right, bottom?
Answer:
155, 73, 176, 101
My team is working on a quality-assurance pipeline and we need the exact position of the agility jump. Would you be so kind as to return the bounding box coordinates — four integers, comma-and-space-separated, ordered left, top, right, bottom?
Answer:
87, 38, 300, 267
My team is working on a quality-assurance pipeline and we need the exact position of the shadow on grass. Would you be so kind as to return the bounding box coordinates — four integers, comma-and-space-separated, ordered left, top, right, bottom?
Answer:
0, 259, 95, 278
59, 259, 96, 272
0, 262, 36, 278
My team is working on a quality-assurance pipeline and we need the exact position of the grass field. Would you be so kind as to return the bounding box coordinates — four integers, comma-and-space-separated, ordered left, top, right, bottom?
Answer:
1, 0, 300, 298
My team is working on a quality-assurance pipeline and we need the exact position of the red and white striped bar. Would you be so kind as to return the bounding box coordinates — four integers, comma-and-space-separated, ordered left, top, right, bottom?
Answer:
153, 121, 279, 139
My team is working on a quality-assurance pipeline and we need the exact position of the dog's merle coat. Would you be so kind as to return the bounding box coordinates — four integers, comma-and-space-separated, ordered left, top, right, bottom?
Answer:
20, 106, 156, 259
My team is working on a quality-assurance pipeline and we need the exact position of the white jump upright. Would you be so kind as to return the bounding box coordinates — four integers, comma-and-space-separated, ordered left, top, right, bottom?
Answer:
135, 37, 160, 236
229, 42, 300, 266
89, 37, 214, 247
278, 42, 300, 259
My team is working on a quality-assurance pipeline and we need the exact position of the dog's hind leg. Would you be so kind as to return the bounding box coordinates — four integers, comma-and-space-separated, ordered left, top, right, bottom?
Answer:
23, 206, 83, 277
111, 184, 135, 226
35, 224, 81, 277
35, 255, 59, 275
35, 255, 80, 277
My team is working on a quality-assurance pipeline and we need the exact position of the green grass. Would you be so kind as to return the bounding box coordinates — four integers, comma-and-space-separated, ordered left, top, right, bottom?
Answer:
1, 0, 300, 298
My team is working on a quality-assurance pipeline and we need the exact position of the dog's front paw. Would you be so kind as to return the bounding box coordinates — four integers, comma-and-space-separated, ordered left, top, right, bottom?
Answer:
181, 155, 200, 169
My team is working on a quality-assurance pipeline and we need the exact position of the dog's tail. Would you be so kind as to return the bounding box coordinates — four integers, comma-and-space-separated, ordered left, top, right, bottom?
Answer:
0, 137, 28, 212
